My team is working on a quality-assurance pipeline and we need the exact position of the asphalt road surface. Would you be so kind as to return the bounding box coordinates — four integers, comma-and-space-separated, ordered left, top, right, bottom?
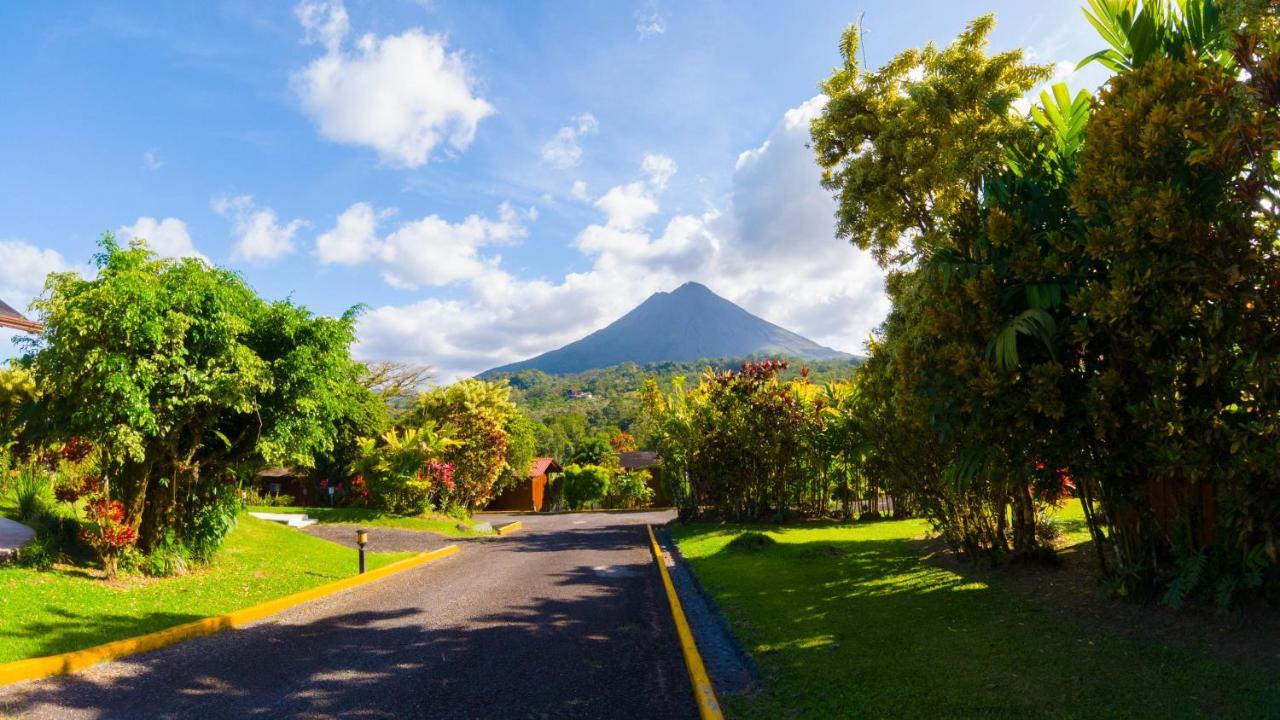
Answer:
0, 510, 698, 720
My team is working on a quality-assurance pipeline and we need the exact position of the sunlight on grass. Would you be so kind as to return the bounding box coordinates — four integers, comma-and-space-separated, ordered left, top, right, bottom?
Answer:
673, 510, 1280, 720
246, 505, 487, 537
0, 515, 413, 663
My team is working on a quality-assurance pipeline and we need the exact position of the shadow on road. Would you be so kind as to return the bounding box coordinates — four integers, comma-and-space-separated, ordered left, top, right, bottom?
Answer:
0, 551, 696, 720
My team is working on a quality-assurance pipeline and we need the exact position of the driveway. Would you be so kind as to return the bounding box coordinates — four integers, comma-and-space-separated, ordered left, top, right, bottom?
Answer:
0, 510, 696, 720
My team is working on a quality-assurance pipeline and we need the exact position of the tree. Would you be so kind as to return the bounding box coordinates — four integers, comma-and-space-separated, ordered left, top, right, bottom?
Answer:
24, 237, 376, 555
570, 434, 615, 468
412, 378, 526, 511
561, 464, 610, 510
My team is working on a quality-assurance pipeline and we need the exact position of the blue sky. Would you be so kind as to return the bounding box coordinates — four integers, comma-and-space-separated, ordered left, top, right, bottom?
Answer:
0, 1, 1108, 380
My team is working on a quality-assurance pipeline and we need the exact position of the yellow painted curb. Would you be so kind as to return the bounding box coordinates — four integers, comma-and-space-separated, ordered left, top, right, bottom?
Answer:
496, 521, 522, 535
0, 544, 460, 688
647, 524, 724, 720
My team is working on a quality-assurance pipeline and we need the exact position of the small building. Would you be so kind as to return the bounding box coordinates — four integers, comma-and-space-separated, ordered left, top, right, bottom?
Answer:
255, 466, 316, 506
0, 298, 41, 333
486, 457, 562, 512
618, 451, 670, 507
565, 389, 593, 400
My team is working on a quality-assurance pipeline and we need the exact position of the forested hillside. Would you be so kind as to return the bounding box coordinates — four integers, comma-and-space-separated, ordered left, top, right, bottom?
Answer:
490, 355, 863, 461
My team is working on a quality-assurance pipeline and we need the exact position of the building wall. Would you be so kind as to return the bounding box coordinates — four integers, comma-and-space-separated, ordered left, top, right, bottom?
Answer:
486, 473, 549, 512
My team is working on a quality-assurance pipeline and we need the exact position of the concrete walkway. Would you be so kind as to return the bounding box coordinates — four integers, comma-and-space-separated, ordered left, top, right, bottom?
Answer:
0, 510, 698, 719
0, 517, 35, 562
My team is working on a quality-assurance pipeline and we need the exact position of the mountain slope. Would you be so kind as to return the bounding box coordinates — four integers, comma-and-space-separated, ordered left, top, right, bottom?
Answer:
483, 282, 851, 376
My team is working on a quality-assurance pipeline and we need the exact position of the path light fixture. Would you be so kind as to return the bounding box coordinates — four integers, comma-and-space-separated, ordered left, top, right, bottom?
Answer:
356, 528, 368, 574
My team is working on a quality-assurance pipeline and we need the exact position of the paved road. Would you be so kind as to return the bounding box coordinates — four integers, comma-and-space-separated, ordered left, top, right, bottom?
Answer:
0, 510, 697, 720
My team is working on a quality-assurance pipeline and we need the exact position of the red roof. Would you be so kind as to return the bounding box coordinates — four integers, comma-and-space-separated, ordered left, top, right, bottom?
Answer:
0, 298, 40, 333
528, 457, 562, 477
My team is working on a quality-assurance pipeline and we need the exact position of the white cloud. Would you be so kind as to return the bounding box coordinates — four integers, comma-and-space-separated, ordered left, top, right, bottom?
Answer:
314, 202, 531, 289
143, 150, 164, 171
570, 180, 590, 202
315, 201, 385, 265
213, 195, 307, 263
0, 241, 70, 300
540, 113, 599, 168
379, 203, 526, 289
291, 0, 494, 168
118, 217, 207, 261
0, 240, 71, 353
356, 98, 889, 381
635, 7, 666, 38
641, 152, 677, 189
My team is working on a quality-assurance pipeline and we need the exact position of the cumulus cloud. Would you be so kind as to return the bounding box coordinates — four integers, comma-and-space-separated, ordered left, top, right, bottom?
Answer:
0, 241, 70, 300
570, 180, 590, 202
315, 201, 385, 265
314, 202, 531, 290
213, 195, 307, 263
356, 98, 888, 381
541, 113, 599, 168
118, 217, 207, 261
0, 240, 73, 351
291, 0, 494, 168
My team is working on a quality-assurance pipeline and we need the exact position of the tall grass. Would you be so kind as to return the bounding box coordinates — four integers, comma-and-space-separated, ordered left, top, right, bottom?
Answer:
14, 463, 53, 523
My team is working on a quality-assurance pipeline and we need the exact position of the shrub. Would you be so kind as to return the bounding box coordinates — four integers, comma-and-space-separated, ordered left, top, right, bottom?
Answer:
726, 532, 776, 552
184, 488, 239, 563
80, 485, 137, 579
608, 471, 654, 509
142, 532, 192, 577
18, 533, 58, 571
264, 493, 296, 508
19, 508, 80, 571
562, 464, 610, 510
14, 463, 53, 523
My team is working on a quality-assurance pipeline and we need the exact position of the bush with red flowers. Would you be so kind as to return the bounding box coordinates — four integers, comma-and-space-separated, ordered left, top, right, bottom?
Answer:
79, 486, 137, 579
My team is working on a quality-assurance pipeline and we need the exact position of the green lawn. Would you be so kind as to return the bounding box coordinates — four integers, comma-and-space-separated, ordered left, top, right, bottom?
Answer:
671, 504, 1280, 720
0, 514, 414, 663
246, 505, 490, 537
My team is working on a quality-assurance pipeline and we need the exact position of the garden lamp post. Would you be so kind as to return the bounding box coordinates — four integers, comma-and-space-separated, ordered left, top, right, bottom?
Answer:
356, 528, 368, 574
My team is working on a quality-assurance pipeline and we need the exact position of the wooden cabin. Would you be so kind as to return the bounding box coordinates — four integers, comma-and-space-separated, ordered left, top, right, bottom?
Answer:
618, 450, 669, 506
255, 466, 316, 506
486, 457, 561, 512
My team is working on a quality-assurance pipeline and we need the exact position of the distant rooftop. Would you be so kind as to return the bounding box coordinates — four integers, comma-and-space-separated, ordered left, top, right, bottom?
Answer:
0, 298, 40, 333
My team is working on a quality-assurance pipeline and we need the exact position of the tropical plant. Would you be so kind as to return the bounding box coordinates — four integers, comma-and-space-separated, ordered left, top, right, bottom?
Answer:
413, 379, 526, 511
353, 425, 453, 515
561, 464, 611, 510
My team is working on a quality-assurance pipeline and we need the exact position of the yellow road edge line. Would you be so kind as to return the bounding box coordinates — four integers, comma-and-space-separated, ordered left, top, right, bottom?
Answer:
0, 544, 460, 688
647, 523, 724, 720
496, 521, 522, 535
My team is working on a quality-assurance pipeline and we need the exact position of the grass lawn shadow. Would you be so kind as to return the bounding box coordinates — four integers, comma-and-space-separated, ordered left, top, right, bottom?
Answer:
672, 517, 1280, 720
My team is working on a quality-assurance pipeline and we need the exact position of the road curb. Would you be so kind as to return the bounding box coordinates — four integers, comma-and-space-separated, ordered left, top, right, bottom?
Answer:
0, 544, 460, 688
646, 524, 724, 720
496, 521, 522, 535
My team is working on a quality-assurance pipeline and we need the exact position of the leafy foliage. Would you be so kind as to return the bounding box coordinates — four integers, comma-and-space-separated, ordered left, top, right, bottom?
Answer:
561, 464, 611, 510
22, 236, 377, 559
810, 0, 1280, 603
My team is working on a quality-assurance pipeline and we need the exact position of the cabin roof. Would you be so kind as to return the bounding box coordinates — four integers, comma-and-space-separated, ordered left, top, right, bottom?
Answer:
0, 298, 40, 333
529, 457, 562, 477
618, 451, 660, 470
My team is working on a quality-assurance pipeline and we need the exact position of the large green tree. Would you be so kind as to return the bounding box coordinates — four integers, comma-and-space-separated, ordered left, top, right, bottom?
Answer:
24, 237, 376, 554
